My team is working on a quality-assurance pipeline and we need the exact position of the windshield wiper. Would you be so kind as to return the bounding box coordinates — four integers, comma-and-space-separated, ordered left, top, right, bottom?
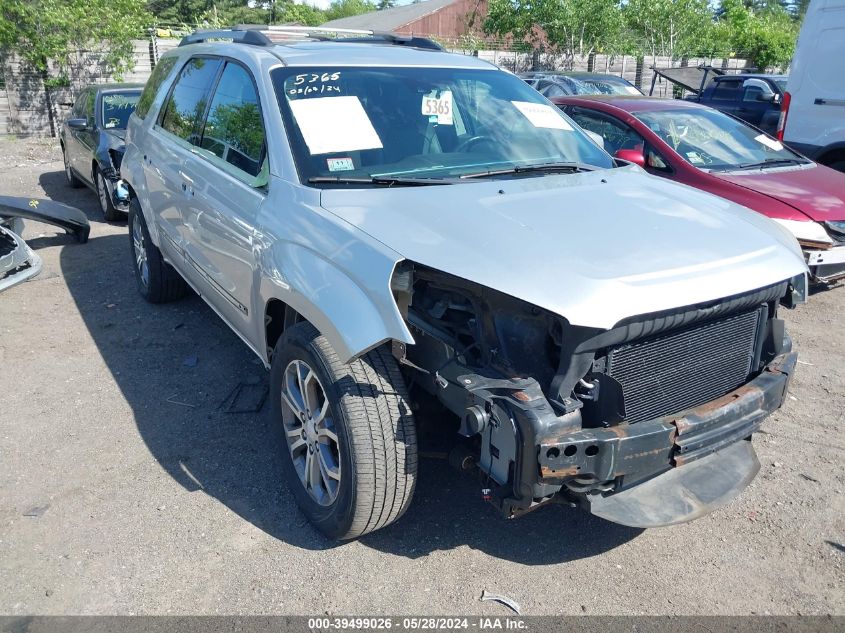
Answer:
734, 157, 806, 171
460, 162, 597, 179
308, 175, 457, 186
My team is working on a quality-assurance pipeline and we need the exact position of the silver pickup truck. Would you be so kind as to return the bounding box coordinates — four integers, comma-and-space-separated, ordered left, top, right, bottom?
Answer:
121, 26, 808, 539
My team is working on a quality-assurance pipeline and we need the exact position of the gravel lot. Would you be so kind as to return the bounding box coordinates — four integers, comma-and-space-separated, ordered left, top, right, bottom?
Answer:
0, 137, 843, 616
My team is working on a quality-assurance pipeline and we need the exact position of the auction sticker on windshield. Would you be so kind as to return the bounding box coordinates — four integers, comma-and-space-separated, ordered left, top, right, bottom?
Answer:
289, 96, 383, 155
421, 90, 453, 125
511, 101, 573, 130
755, 134, 784, 152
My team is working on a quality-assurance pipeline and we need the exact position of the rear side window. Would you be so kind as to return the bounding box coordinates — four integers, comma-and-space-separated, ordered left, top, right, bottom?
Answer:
711, 80, 742, 101
71, 91, 87, 118
159, 58, 222, 142
135, 56, 177, 120
200, 62, 266, 180
84, 90, 96, 124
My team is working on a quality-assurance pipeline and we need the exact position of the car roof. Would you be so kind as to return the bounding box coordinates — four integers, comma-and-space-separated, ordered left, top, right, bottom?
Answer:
523, 71, 631, 83
173, 39, 497, 70
87, 83, 145, 92
551, 95, 709, 114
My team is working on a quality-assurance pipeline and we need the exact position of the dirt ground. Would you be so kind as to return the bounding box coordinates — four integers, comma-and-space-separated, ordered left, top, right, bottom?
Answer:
0, 137, 842, 616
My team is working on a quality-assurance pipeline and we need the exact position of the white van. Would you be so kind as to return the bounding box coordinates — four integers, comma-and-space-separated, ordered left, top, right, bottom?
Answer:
778, 0, 845, 171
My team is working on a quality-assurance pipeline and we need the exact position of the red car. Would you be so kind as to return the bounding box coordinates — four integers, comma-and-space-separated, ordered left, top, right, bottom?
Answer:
552, 95, 845, 283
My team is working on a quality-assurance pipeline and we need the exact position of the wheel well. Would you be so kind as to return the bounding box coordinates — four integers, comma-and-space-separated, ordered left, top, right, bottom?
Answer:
265, 299, 304, 358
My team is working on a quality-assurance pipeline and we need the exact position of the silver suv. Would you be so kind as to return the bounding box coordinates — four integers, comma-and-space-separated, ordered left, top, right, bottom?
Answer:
122, 26, 808, 539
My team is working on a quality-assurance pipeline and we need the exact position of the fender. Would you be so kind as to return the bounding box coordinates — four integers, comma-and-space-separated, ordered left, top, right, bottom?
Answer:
120, 143, 161, 246
258, 240, 414, 365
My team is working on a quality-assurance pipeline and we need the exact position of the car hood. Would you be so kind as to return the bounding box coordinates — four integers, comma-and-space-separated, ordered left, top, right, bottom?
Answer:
320, 168, 807, 330
712, 164, 845, 223
104, 128, 127, 146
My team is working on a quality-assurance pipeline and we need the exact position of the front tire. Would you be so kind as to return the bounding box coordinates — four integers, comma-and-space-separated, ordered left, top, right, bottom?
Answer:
95, 166, 120, 221
271, 322, 417, 539
128, 198, 187, 303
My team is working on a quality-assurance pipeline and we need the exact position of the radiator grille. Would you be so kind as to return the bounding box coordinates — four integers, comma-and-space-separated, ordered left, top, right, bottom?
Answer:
607, 309, 761, 424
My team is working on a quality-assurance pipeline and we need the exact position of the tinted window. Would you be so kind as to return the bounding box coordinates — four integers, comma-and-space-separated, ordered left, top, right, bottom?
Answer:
71, 91, 87, 118
136, 56, 177, 120
102, 92, 140, 129
84, 90, 96, 123
711, 80, 742, 101
159, 58, 222, 142
200, 63, 266, 178
742, 85, 766, 102
569, 109, 644, 155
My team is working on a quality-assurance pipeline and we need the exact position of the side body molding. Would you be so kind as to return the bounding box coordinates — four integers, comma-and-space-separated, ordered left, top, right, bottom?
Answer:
255, 180, 414, 364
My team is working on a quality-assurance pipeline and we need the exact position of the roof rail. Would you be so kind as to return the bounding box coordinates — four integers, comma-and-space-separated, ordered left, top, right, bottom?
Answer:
179, 24, 443, 51
178, 27, 273, 47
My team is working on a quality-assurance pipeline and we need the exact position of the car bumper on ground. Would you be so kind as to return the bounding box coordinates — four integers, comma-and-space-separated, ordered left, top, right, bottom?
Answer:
805, 244, 845, 282
536, 349, 798, 527
0, 225, 43, 292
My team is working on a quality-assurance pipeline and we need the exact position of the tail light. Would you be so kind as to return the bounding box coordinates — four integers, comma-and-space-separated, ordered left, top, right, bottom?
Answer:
776, 91, 791, 141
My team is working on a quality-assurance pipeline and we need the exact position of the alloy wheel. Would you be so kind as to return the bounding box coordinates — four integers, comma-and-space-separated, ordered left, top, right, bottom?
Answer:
280, 359, 341, 506
97, 172, 109, 215
132, 213, 149, 288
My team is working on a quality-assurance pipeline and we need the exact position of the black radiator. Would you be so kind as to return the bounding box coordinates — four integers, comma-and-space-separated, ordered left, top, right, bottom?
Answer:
607, 308, 762, 424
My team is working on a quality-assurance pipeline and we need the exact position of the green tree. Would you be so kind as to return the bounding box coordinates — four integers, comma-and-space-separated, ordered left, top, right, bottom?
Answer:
147, 0, 325, 27
714, 0, 798, 69
0, 0, 150, 77
484, 0, 624, 68
325, 0, 376, 22
623, 0, 715, 59
377, 0, 395, 9
146, 0, 213, 25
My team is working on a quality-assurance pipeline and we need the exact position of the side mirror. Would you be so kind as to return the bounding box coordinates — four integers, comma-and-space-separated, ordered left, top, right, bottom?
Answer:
67, 118, 88, 131
614, 148, 646, 167
757, 92, 776, 103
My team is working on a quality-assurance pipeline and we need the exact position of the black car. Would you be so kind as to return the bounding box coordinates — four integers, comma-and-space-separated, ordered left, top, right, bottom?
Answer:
691, 74, 786, 136
520, 71, 642, 98
60, 84, 143, 220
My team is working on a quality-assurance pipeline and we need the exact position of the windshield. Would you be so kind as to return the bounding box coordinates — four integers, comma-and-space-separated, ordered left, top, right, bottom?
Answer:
101, 91, 140, 129
633, 107, 808, 171
271, 67, 613, 184
581, 79, 641, 96
773, 79, 787, 92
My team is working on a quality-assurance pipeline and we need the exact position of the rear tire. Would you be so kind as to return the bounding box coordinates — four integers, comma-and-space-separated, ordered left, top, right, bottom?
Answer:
271, 322, 417, 539
128, 198, 187, 303
95, 166, 120, 222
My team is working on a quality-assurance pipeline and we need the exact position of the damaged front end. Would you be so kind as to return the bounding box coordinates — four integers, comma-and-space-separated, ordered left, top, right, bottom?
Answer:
0, 222, 42, 292
391, 263, 803, 528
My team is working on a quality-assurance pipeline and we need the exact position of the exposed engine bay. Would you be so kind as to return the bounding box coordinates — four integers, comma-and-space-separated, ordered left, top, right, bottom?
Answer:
389, 262, 804, 527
